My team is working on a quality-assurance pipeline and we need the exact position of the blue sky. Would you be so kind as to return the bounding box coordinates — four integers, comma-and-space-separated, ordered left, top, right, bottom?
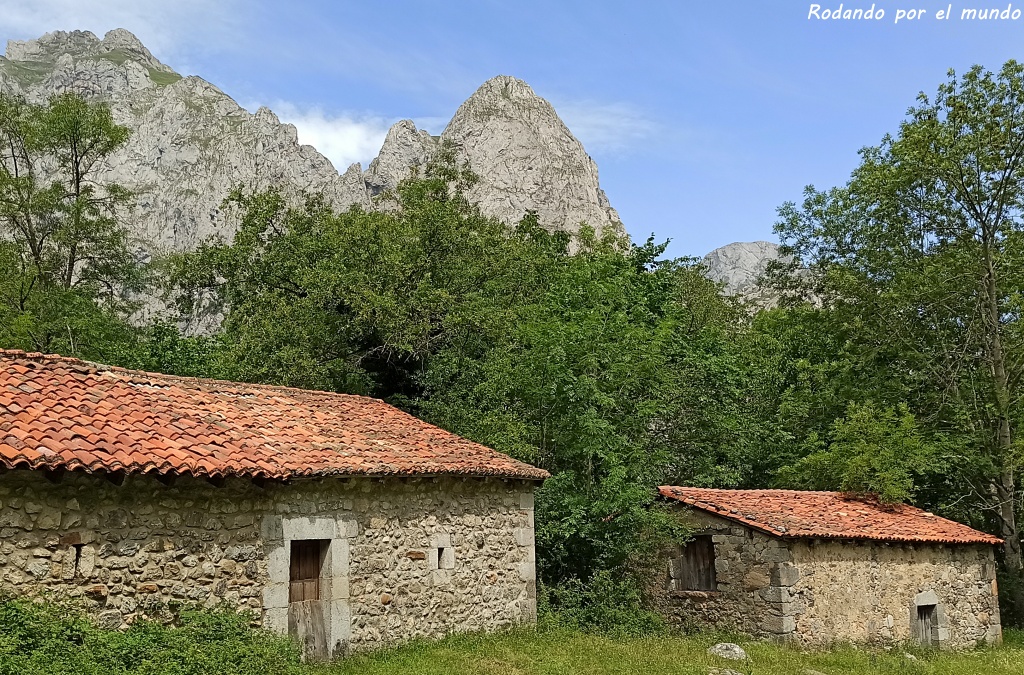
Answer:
2, 1, 1024, 257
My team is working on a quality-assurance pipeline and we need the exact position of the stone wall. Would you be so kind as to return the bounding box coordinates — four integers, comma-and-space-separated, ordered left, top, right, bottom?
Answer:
0, 469, 537, 656
652, 506, 1001, 649
650, 509, 795, 639
788, 539, 1000, 649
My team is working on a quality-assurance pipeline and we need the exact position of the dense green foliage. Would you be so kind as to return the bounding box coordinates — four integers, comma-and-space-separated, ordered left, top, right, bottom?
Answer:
0, 93, 143, 362
768, 62, 1024, 584
0, 598, 301, 675
167, 155, 750, 603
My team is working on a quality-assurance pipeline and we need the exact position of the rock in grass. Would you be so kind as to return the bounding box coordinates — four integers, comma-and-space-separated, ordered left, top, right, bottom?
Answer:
708, 642, 748, 660
708, 669, 744, 675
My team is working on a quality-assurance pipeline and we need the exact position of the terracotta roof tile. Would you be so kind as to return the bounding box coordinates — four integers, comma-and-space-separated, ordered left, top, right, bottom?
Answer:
0, 350, 548, 481
658, 486, 1000, 546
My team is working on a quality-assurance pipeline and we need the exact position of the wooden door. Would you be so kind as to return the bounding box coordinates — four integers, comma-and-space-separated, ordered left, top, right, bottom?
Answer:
288, 540, 328, 660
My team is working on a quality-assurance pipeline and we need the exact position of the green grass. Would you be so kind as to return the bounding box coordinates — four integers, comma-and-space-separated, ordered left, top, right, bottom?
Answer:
316, 627, 1024, 675
148, 68, 182, 86
1, 598, 1020, 675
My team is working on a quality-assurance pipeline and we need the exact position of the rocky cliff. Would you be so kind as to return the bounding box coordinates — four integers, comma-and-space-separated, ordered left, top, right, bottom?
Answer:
703, 241, 788, 306
0, 29, 623, 262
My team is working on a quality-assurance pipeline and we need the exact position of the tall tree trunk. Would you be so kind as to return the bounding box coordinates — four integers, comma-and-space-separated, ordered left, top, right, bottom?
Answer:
983, 232, 1021, 569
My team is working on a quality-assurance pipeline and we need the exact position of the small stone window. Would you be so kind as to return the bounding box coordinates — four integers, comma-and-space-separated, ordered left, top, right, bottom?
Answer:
668, 535, 717, 591
915, 604, 938, 646
429, 533, 455, 570
289, 540, 328, 603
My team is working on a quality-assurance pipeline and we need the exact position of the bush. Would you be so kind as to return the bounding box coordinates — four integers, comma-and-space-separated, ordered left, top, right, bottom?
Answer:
998, 568, 1024, 629
0, 597, 302, 675
538, 571, 667, 638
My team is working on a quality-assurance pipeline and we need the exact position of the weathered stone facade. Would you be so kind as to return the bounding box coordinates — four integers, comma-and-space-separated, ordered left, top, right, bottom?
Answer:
653, 508, 1001, 649
0, 469, 537, 656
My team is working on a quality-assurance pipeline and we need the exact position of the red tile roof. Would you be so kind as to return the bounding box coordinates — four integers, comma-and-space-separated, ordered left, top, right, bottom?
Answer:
0, 350, 548, 481
659, 486, 1001, 546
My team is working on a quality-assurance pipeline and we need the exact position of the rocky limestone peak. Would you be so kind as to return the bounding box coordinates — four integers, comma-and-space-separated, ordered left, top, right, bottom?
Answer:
2, 31, 633, 323
440, 75, 623, 237
703, 241, 785, 294
366, 119, 438, 193
6, 29, 101, 61
100, 29, 173, 74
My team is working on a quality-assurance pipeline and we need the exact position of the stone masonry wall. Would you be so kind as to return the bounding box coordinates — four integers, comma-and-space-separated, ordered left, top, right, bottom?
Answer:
652, 506, 1001, 649
0, 469, 537, 655
651, 509, 795, 639
788, 539, 1000, 649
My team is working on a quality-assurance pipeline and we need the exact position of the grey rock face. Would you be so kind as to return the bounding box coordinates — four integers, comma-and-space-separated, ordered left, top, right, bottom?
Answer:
1, 31, 625, 266
366, 119, 438, 195
0, 29, 371, 262
440, 76, 623, 237
703, 240, 790, 310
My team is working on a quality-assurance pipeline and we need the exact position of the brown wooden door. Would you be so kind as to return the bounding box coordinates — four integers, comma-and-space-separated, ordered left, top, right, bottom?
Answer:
679, 536, 716, 591
289, 540, 323, 603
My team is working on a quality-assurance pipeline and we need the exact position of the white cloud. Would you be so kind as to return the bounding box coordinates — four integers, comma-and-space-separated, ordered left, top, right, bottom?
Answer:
268, 102, 394, 172
554, 100, 659, 155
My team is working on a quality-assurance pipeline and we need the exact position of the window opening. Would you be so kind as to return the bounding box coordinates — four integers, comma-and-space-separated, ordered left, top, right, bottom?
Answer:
289, 540, 328, 603
72, 544, 84, 577
668, 535, 717, 591
916, 604, 938, 646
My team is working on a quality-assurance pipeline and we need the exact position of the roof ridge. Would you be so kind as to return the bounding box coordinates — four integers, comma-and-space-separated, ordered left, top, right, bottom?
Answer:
657, 485, 1000, 546
0, 349, 384, 404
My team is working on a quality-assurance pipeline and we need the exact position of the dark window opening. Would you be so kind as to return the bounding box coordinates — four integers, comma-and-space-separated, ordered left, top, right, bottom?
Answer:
916, 604, 938, 646
72, 544, 84, 577
289, 540, 328, 603
668, 535, 717, 591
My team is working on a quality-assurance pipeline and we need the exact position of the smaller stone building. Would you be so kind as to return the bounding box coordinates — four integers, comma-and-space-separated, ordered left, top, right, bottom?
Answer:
0, 351, 547, 659
654, 487, 1002, 649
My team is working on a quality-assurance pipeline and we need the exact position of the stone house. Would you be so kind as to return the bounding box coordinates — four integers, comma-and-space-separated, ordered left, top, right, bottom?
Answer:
0, 351, 547, 658
654, 486, 1002, 649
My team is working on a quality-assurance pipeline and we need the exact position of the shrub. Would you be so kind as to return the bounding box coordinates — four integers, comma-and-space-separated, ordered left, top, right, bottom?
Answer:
538, 571, 667, 638
0, 597, 302, 675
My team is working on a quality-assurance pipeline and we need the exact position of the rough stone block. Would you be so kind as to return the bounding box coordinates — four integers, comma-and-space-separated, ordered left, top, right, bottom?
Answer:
514, 527, 534, 547
520, 492, 535, 510
764, 614, 796, 634
282, 516, 335, 541
759, 586, 792, 603
518, 562, 536, 582
262, 582, 288, 609
264, 606, 287, 634
329, 539, 349, 579
770, 562, 799, 587
267, 544, 288, 584
260, 515, 283, 542
330, 575, 349, 600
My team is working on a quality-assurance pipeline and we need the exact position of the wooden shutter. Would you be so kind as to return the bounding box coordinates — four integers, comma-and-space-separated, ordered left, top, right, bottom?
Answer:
289, 540, 324, 603
678, 535, 716, 591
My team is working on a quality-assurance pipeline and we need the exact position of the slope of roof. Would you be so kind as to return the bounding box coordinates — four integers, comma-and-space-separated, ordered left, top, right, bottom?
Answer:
658, 486, 1001, 546
0, 350, 548, 481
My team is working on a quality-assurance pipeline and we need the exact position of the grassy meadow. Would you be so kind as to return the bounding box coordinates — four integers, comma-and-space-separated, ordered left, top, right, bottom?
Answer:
317, 627, 1024, 675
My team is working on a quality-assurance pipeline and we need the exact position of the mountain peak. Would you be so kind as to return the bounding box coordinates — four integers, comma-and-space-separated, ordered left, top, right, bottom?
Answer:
437, 75, 623, 237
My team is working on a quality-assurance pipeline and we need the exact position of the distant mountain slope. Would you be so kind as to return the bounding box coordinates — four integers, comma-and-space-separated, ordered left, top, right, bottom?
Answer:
0, 29, 624, 265
703, 241, 788, 307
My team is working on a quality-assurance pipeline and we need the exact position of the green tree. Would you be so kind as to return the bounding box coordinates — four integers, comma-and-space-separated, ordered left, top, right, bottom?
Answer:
775, 61, 1024, 570
0, 92, 141, 359
169, 161, 747, 608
